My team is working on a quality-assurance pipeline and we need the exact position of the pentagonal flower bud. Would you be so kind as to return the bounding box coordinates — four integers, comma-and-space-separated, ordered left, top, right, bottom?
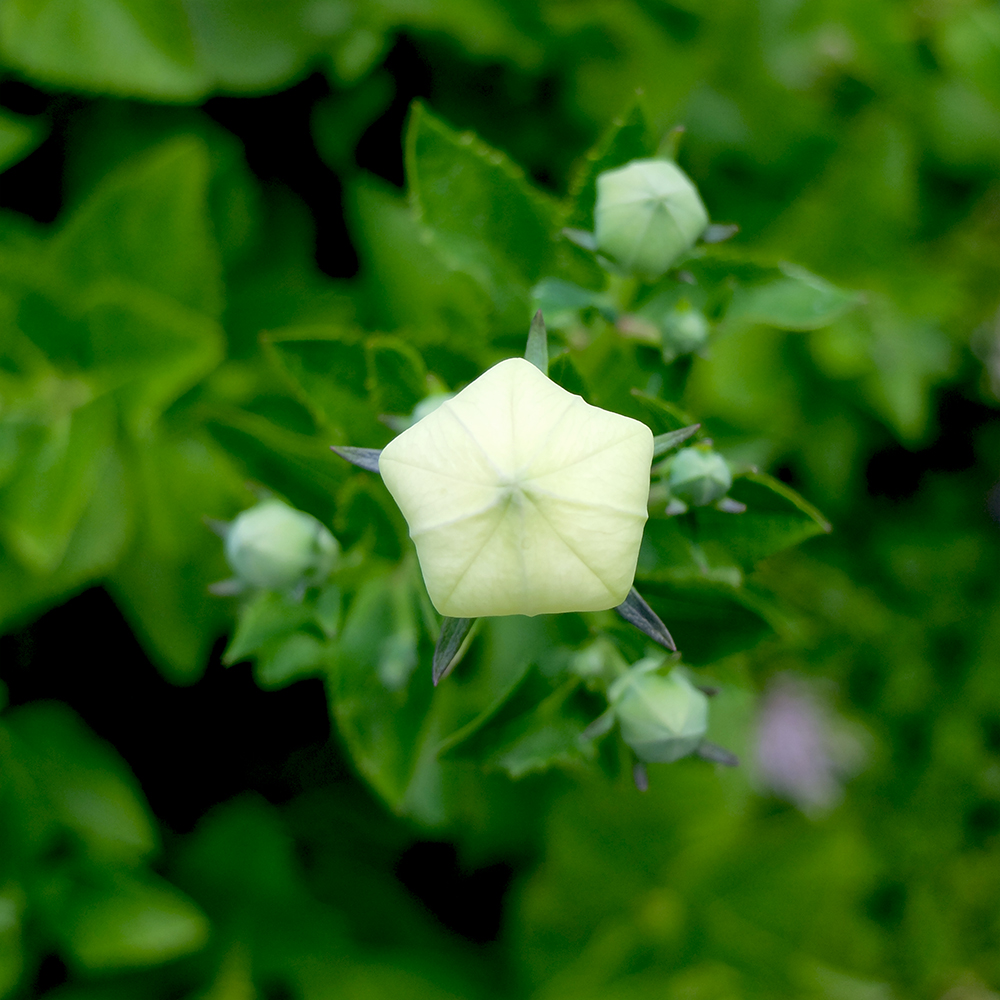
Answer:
378, 358, 653, 618
668, 447, 732, 506
594, 158, 709, 279
225, 499, 338, 591
609, 661, 708, 763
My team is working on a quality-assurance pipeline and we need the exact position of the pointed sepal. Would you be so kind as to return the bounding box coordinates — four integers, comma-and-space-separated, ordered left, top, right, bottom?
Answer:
633, 762, 649, 791
580, 707, 616, 741
652, 423, 700, 457
615, 587, 676, 651
561, 227, 597, 251
525, 310, 549, 374
702, 223, 739, 244
331, 446, 383, 473
715, 497, 747, 514
432, 616, 477, 685
696, 740, 739, 767
203, 516, 230, 539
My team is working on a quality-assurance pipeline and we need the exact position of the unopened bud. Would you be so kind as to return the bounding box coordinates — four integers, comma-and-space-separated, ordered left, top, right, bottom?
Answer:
609, 661, 708, 763
225, 499, 338, 591
660, 302, 709, 361
594, 159, 709, 279
668, 447, 732, 506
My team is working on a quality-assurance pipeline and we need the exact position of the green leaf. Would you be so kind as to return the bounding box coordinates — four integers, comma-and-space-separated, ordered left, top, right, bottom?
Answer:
638, 517, 744, 590
182, 0, 315, 94
0, 0, 208, 100
0, 109, 46, 172
547, 352, 590, 401
694, 472, 831, 570
404, 102, 559, 324
652, 423, 701, 456
443, 668, 594, 779
347, 175, 492, 340
566, 103, 652, 229
262, 327, 383, 446
0, 441, 133, 630
109, 432, 248, 682
87, 286, 225, 435
331, 569, 434, 814
223, 591, 314, 665
0, 883, 23, 997
0, 396, 116, 574
5, 702, 157, 863
726, 263, 861, 331
629, 390, 697, 434
205, 405, 352, 531
624, 578, 774, 666
312, 73, 395, 172
314, 583, 341, 637
57, 874, 209, 971
532, 277, 609, 317
333, 588, 551, 824
50, 136, 223, 318
254, 632, 328, 690
810, 300, 957, 443
366, 335, 427, 416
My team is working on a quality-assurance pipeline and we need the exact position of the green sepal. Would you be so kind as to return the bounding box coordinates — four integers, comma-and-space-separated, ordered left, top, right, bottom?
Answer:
524, 310, 549, 374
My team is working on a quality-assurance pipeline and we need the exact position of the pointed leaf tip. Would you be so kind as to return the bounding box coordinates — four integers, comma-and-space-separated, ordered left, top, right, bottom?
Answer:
697, 741, 739, 767
203, 516, 230, 539
432, 616, 476, 685
525, 310, 548, 373
331, 446, 383, 473
581, 708, 616, 741
703, 223, 739, 244
615, 587, 676, 651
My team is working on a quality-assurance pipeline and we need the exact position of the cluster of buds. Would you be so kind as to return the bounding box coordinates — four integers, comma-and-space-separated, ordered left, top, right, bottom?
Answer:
212, 142, 748, 782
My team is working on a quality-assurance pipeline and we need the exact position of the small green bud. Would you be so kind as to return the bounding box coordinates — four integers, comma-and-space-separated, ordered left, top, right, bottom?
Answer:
594, 158, 709, 279
660, 302, 709, 361
609, 661, 708, 763
668, 447, 732, 506
225, 499, 338, 591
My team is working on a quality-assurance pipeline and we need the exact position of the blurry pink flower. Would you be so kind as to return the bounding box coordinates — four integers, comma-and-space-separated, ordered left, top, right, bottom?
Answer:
753, 675, 866, 814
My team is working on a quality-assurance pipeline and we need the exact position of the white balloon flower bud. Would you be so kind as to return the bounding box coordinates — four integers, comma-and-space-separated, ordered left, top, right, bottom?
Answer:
594, 158, 709, 279
378, 358, 653, 618
609, 660, 708, 763
225, 499, 339, 591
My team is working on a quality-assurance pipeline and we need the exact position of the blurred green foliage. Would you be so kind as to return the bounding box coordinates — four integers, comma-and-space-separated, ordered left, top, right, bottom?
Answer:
2, 0, 1000, 997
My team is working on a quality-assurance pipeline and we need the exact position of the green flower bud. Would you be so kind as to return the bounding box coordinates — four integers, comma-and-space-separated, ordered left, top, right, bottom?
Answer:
225, 499, 338, 591
609, 661, 708, 763
594, 158, 709, 279
668, 447, 732, 506
660, 302, 710, 361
